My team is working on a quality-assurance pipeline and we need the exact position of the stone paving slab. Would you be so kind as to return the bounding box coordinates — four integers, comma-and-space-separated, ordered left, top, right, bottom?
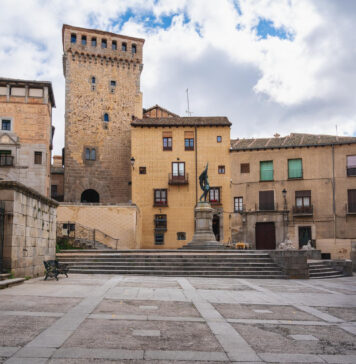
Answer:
233, 323, 356, 355
94, 299, 201, 317
0, 295, 80, 313
316, 306, 356, 322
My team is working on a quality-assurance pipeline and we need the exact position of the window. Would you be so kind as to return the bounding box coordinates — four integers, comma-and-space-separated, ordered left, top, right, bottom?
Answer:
81, 35, 87, 45
101, 39, 107, 48
348, 189, 356, 213
51, 185, 58, 197
295, 190, 311, 209
347, 155, 356, 176
288, 159, 303, 179
209, 187, 220, 204
91, 37, 97, 47
172, 162, 185, 177
154, 189, 167, 206
71, 33, 76, 43
185, 138, 194, 150
234, 197, 243, 212
259, 190, 274, 211
154, 214, 167, 230
0, 150, 13, 166
104, 113, 109, 122
63, 223, 75, 232
1, 119, 11, 131
163, 137, 172, 151
177, 232, 186, 240
132, 44, 137, 54
155, 232, 164, 245
217, 136, 222, 143
122, 42, 127, 51
260, 161, 273, 181
34, 151, 42, 165
139, 167, 146, 174
112, 40, 117, 50
110, 80, 116, 87
91, 76, 96, 84
218, 165, 225, 174
85, 148, 96, 161
240, 163, 250, 173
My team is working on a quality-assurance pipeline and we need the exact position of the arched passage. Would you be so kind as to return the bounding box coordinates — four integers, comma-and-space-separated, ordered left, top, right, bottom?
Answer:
81, 189, 100, 203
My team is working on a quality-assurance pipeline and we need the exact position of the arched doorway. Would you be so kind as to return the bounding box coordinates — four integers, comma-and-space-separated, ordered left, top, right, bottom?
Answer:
81, 189, 100, 203
213, 214, 220, 241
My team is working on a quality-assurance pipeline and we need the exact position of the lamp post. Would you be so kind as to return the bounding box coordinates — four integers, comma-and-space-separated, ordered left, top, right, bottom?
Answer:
282, 188, 288, 242
130, 156, 135, 169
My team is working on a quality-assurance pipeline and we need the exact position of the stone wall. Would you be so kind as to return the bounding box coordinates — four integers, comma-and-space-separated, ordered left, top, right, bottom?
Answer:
0, 181, 58, 277
57, 203, 141, 249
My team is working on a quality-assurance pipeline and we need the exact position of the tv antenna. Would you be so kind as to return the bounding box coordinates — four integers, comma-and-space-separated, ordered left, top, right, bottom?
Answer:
186, 88, 193, 116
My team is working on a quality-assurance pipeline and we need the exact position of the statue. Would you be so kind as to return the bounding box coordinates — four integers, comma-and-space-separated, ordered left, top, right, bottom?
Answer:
199, 163, 210, 202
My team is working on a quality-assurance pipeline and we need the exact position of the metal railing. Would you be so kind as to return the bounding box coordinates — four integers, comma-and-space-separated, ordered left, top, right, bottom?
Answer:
346, 203, 356, 214
293, 205, 313, 215
169, 173, 189, 185
347, 167, 356, 177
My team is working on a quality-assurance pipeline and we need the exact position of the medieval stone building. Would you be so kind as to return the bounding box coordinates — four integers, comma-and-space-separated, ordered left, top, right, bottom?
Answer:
62, 25, 144, 203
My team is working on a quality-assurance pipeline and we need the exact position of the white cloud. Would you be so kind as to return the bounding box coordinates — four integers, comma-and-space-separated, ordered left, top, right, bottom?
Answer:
0, 0, 355, 156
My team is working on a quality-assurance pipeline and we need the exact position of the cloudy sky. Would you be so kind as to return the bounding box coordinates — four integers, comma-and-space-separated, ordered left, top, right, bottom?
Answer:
1, 0, 355, 155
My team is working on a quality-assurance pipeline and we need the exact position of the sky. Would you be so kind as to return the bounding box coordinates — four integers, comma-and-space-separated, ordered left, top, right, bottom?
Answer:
0, 0, 356, 155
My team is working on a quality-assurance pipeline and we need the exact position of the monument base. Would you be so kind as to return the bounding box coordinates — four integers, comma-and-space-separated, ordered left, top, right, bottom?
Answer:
182, 202, 225, 250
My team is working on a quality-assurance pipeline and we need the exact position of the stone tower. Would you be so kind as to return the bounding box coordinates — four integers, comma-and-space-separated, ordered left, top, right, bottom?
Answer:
62, 24, 144, 203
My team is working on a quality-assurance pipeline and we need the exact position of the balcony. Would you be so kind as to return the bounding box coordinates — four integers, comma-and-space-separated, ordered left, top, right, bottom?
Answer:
347, 203, 356, 215
293, 205, 313, 216
169, 173, 189, 185
0, 155, 14, 167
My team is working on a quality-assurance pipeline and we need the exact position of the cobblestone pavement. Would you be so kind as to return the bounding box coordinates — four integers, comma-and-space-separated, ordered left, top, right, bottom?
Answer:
0, 274, 355, 363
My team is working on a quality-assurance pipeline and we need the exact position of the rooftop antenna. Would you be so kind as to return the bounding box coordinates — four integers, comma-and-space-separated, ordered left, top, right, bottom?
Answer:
186, 88, 193, 116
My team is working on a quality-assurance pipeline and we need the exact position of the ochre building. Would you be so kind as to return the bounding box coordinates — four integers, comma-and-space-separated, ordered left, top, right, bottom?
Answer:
131, 115, 232, 249
230, 133, 356, 259
62, 24, 144, 203
0, 78, 55, 197
51, 155, 64, 201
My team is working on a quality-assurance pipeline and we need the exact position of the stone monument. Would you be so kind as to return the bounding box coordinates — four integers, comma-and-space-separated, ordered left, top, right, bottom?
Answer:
183, 164, 224, 249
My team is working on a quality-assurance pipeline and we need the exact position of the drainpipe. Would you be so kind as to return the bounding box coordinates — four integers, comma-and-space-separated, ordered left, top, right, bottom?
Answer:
332, 144, 336, 245
195, 126, 198, 205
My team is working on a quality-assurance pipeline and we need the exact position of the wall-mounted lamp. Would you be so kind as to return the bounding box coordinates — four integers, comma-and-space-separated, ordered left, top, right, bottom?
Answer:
282, 188, 287, 211
130, 156, 135, 169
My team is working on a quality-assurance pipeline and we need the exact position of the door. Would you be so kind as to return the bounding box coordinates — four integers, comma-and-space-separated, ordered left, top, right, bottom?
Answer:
0, 202, 4, 272
298, 226, 311, 248
213, 214, 220, 241
255, 222, 276, 249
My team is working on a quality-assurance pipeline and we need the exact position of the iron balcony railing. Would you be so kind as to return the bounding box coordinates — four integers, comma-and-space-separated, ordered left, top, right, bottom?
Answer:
347, 167, 356, 177
169, 173, 189, 185
347, 203, 356, 214
0, 155, 14, 167
293, 205, 313, 216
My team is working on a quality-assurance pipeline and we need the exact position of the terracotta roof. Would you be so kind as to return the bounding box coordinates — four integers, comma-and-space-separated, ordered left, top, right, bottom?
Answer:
143, 104, 179, 117
231, 133, 356, 151
132, 116, 231, 127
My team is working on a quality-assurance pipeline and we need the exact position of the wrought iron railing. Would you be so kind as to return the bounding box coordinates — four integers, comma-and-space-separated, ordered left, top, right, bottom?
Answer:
169, 173, 189, 185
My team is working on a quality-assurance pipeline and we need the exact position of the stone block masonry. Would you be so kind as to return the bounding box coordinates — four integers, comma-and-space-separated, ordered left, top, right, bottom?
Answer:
0, 181, 58, 277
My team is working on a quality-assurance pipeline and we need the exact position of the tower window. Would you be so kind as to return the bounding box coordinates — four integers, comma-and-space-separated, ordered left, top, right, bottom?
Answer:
112, 40, 117, 50
122, 42, 127, 51
85, 148, 96, 161
217, 136, 222, 143
71, 33, 76, 43
1, 119, 11, 131
81, 35, 87, 45
104, 113, 109, 122
110, 80, 116, 87
132, 44, 137, 54
91, 76, 96, 84
101, 39, 107, 48
34, 151, 42, 165
91, 37, 97, 47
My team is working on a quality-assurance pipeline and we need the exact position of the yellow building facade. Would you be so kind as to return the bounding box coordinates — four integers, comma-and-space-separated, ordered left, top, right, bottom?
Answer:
131, 116, 232, 249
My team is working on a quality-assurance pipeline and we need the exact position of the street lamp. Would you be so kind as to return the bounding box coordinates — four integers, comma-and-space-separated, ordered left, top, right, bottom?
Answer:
282, 188, 288, 242
130, 156, 135, 169
282, 188, 287, 211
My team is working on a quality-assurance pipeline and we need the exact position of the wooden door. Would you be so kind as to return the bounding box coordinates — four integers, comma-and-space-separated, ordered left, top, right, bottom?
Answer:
255, 222, 276, 250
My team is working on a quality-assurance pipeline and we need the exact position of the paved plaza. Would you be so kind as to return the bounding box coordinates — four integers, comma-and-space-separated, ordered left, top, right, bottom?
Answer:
0, 274, 355, 363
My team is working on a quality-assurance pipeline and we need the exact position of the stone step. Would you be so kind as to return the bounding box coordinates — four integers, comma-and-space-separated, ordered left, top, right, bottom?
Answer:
309, 273, 344, 279
64, 264, 283, 271
0, 273, 11, 281
68, 268, 286, 278
0, 278, 25, 289
58, 249, 272, 254
308, 261, 345, 279
309, 267, 339, 273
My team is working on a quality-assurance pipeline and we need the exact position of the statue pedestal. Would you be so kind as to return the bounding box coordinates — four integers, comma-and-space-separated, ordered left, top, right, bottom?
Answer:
182, 202, 224, 249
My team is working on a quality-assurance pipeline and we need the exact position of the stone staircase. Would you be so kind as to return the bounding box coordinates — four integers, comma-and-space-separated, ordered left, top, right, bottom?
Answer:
57, 250, 287, 278
0, 273, 25, 289
308, 260, 345, 279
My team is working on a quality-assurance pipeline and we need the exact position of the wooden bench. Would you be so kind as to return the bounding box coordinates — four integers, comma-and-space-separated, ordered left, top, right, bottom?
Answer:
43, 260, 69, 281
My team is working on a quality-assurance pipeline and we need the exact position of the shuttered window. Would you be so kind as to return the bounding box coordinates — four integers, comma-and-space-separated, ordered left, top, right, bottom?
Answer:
240, 163, 250, 173
259, 190, 274, 210
347, 155, 356, 176
348, 189, 356, 213
260, 161, 273, 181
288, 159, 303, 179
